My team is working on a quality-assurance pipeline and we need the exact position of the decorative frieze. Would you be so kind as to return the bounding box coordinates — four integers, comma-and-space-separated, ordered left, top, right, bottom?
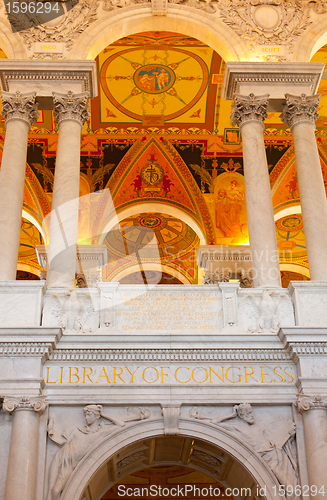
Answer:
3, 396, 47, 413
0, 342, 54, 358
230, 93, 269, 129
296, 394, 327, 413
0, 91, 39, 127
280, 93, 320, 129
53, 91, 90, 127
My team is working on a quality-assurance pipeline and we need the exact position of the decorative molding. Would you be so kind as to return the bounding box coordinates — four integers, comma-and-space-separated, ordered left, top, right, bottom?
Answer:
192, 449, 221, 468
0, 91, 39, 127
280, 93, 320, 129
218, 0, 327, 54
168, 0, 218, 13
53, 91, 90, 128
152, 0, 168, 15
48, 348, 292, 362
161, 405, 180, 435
15, 0, 99, 52
102, 0, 150, 10
3, 396, 47, 413
0, 342, 54, 358
117, 451, 146, 469
230, 93, 269, 129
295, 394, 327, 413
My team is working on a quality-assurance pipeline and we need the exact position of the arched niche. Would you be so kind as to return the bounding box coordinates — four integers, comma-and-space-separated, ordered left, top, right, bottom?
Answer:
60, 418, 279, 500
68, 7, 247, 62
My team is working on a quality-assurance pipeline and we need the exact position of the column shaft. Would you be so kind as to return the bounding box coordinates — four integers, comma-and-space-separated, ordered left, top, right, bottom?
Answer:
281, 94, 327, 280
0, 92, 39, 280
47, 91, 89, 289
231, 94, 281, 287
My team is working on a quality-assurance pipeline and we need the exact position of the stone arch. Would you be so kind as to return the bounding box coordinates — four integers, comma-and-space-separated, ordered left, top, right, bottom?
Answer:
98, 203, 207, 245
112, 262, 191, 284
293, 17, 327, 61
69, 5, 247, 61
61, 417, 279, 500
0, 20, 27, 59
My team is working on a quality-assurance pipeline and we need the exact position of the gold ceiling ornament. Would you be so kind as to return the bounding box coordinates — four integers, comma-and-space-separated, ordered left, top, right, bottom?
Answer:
218, 0, 327, 53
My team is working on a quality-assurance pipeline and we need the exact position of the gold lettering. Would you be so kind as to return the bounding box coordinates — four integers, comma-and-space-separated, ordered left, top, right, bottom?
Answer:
68, 367, 79, 384
260, 366, 272, 383
125, 367, 139, 383
191, 367, 208, 384
284, 366, 294, 383
82, 367, 93, 383
174, 367, 191, 383
59, 366, 63, 384
113, 367, 125, 383
244, 366, 258, 383
160, 367, 169, 383
209, 366, 224, 383
96, 367, 111, 384
142, 367, 159, 383
273, 366, 284, 383
225, 366, 241, 383
46, 366, 57, 384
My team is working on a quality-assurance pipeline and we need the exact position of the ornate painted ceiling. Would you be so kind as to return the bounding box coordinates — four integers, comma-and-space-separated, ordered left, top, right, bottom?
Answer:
1, 31, 327, 285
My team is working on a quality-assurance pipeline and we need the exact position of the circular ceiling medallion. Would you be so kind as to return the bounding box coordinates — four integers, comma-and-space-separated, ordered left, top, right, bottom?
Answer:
134, 65, 176, 94
253, 5, 280, 31
276, 215, 303, 231
139, 215, 162, 228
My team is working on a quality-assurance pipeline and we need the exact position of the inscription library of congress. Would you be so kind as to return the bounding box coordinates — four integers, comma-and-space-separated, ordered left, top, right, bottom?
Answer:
1, 1, 327, 500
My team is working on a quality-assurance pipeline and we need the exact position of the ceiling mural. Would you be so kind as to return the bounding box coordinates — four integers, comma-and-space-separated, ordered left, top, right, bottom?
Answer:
2, 32, 327, 283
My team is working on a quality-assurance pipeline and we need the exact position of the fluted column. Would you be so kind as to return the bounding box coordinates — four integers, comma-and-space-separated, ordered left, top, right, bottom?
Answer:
296, 395, 327, 498
47, 91, 89, 288
0, 91, 39, 280
280, 94, 327, 280
231, 93, 281, 287
3, 396, 47, 500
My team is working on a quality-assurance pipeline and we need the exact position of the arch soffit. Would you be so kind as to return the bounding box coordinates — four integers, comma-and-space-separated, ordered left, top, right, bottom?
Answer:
110, 262, 192, 284
61, 418, 279, 500
279, 262, 310, 278
293, 15, 327, 61
99, 203, 207, 245
68, 6, 247, 61
0, 20, 27, 59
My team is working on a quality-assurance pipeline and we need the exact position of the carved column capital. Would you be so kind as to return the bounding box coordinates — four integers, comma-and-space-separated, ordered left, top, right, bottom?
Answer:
0, 91, 39, 127
52, 91, 90, 128
230, 93, 269, 130
280, 93, 320, 129
3, 396, 47, 414
295, 394, 327, 414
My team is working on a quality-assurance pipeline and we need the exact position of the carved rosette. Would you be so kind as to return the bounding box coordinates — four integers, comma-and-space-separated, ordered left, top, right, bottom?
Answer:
295, 394, 327, 414
280, 93, 320, 129
53, 91, 90, 128
230, 93, 269, 130
0, 91, 39, 127
3, 396, 47, 414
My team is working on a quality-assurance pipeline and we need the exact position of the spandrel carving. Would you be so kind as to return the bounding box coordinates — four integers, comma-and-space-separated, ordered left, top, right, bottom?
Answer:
190, 403, 299, 499
47, 404, 151, 500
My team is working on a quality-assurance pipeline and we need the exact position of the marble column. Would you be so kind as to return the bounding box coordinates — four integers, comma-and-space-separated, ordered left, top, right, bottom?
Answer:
47, 91, 90, 288
3, 396, 47, 500
0, 91, 39, 280
280, 94, 327, 281
231, 93, 281, 288
296, 395, 327, 499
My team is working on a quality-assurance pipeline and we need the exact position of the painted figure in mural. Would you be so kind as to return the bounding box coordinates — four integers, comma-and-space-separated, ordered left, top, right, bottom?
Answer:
190, 403, 298, 500
47, 405, 150, 500
155, 69, 170, 90
215, 180, 245, 238
162, 174, 174, 192
131, 174, 142, 192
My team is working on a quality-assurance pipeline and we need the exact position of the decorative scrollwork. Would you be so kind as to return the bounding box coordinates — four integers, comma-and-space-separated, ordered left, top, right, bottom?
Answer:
230, 93, 269, 129
0, 91, 39, 127
3, 396, 47, 413
280, 93, 320, 129
53, 91, 90, 128
295, 394, 327, 413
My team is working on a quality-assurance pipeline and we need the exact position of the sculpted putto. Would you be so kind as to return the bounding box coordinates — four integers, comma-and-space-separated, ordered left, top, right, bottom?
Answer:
190, 403, 298, 500
47, 404, 150, 500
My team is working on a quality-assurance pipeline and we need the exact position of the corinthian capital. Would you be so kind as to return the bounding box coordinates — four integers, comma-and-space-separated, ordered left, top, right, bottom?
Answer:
280, 93, 320, 129
230, 93, 269, 129
3, 396, 47, 414
295, 394, 327, 414
0, 91, 39, 127
53, 91, 90, 128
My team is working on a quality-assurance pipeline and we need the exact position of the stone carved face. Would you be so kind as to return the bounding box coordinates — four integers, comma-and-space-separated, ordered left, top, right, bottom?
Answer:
83, 405, 102, 425
241, 407, 255, 425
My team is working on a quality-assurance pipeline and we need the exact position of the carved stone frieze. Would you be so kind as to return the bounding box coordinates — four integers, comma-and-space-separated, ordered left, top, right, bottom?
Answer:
218, 0, 327, 54
117, 451, 146, 469
0, 91, 39, 127
192, 450, 221, 468
3, 396, 47, 413
230, 93, 269, 129
280, 93, 320, 129
102, 0, 150, 10
15, 0, 99, 52
53, 91, 90, 128
168, 0, 218, 13
295, 394, 327, 413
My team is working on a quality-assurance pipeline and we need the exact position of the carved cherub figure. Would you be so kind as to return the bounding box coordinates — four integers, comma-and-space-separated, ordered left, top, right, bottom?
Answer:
47, 405, 150, 500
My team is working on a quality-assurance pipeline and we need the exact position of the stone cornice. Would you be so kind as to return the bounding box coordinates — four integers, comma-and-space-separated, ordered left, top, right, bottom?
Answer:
0, 91, 39, 127
0, 328, 62, 361
278, 328, 327, 362
280, 93, 320, 129
3, 395, 47, 414
230, 93, 269, 129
